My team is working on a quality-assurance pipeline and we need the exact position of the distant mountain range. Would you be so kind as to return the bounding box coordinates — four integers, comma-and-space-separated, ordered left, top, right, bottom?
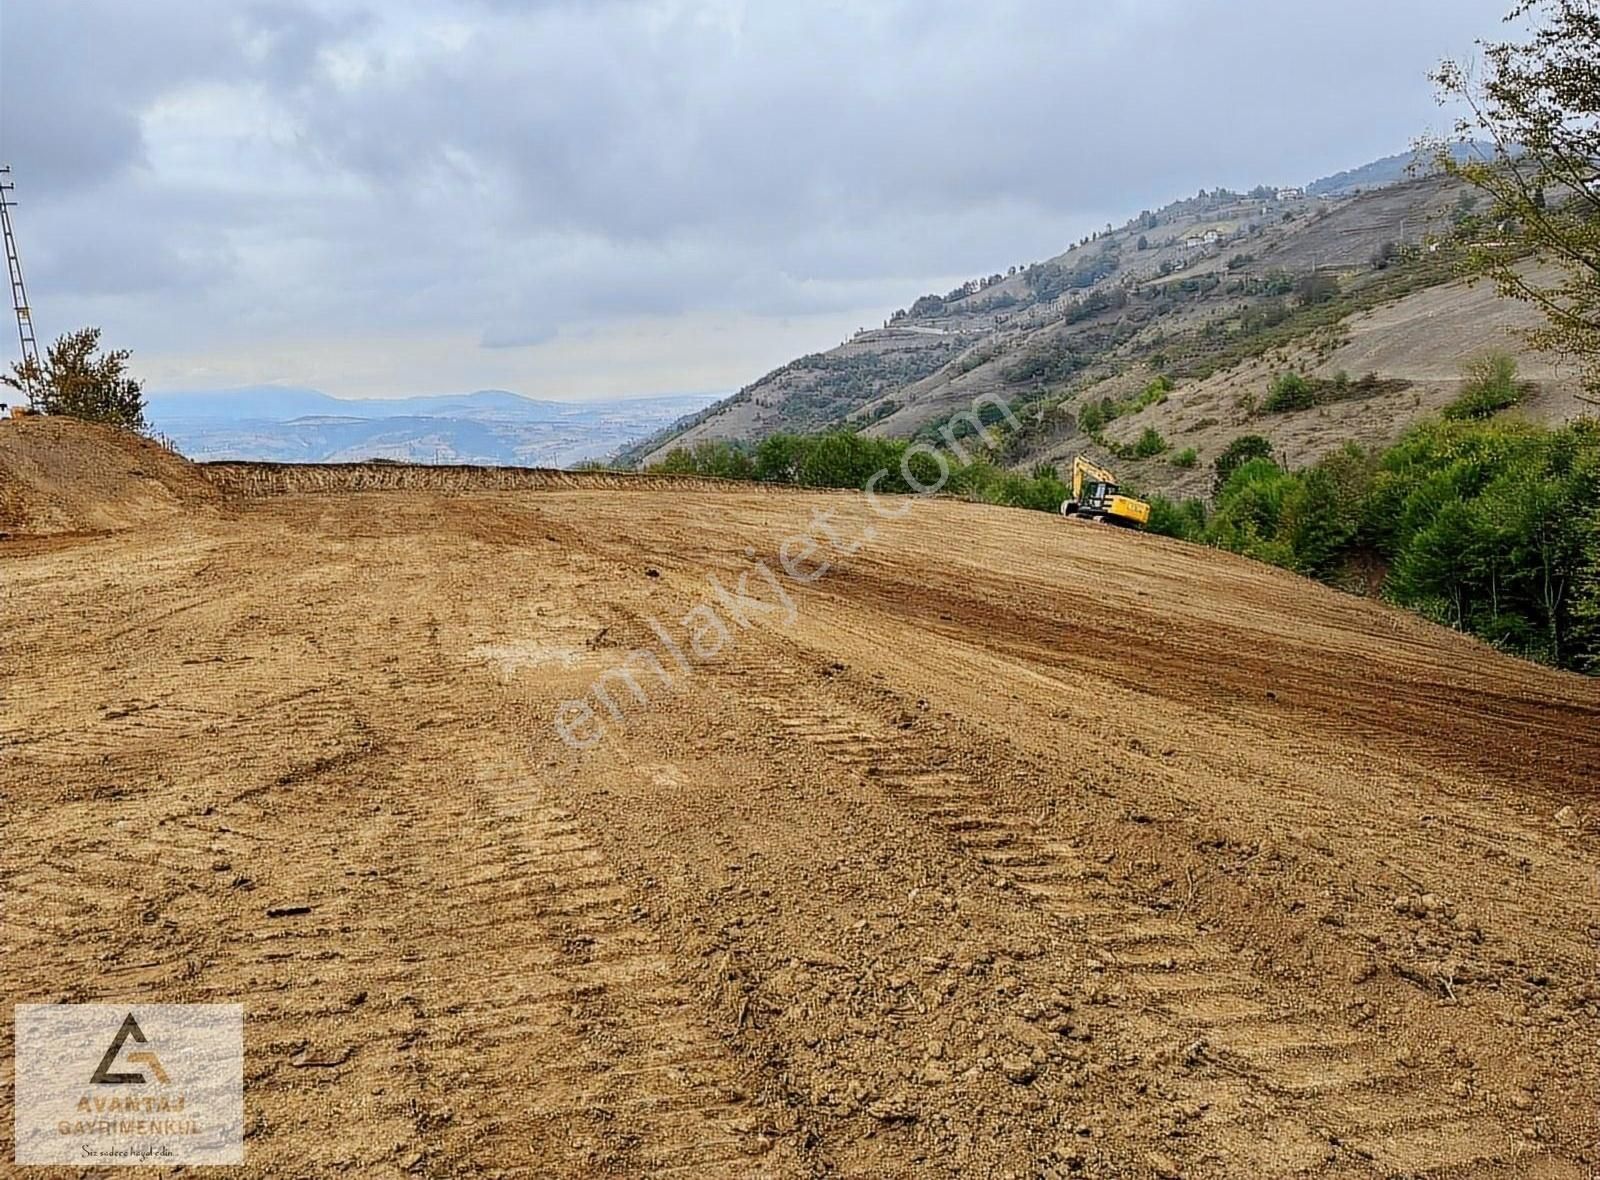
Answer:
146, 387, 722, 467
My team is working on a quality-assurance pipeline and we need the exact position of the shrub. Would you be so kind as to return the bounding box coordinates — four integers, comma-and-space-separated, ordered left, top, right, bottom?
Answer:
1076, 397, 1115, 435
1147, 495, 1208, 541
1276, 444, 1376, 575
1295, 272, 1340, 306
1212, 457, 1293, 536
1133, 375, 1174, 408
1264, 372, 1316, 412
1213, 435, 1275, 495
1133, 427, 1169, 458
1170, 447, 1198, 468
1444, 352, 1526, 421
653, 440, 755, 480
3, 327, 147, 430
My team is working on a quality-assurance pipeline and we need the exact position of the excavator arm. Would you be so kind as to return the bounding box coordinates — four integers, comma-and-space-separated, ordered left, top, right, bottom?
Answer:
1070, 455, 1119, 500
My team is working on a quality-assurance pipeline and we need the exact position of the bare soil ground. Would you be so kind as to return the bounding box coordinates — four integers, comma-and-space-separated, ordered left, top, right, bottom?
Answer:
2, 444, 1597, 1178
0, 417, 216, 537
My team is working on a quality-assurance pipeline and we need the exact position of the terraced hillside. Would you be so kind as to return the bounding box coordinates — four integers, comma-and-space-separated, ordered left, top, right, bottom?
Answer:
633, 170, 1593, 499
2, 423, 1596, 1177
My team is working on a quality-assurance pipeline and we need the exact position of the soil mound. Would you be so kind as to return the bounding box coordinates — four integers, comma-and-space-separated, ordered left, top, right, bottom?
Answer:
0, 415, 216, 537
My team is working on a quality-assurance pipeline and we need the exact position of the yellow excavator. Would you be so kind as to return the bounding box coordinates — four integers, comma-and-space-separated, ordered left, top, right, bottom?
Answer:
1060, 455, 1151, 529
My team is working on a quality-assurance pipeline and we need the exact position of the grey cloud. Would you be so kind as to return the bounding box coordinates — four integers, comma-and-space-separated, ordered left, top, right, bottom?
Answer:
1, 0, 1514, 395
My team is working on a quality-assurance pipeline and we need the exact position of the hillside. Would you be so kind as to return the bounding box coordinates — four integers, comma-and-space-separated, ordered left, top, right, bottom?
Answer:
2, 423, 1595, 1176
1305, 142, 1491, 197
631, 163, 1591, 495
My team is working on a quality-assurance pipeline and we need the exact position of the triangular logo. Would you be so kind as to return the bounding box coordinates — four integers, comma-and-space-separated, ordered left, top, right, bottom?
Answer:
90, 1013, 169, 1085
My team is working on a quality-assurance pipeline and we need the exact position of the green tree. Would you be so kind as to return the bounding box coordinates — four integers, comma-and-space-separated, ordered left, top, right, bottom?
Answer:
1212, 457, 1294, 536
1294, 272, 1340, 307
2, 327, 147, 430
1133, 427, 1169, 458
652, 440, 756, 480
1213, 435, 1275, 495
1277, 445, 1376, 575
1433, 1, 1600, 402
1264, 372, 1316, 412
754, 434, 803, 483
1572, 510, 1600, 671
1444, 351, 1528, 420
1146, 495, 1208, 540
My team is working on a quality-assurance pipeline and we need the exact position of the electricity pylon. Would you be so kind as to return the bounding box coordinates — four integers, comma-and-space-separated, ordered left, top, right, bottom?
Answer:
0, 165, 42, 407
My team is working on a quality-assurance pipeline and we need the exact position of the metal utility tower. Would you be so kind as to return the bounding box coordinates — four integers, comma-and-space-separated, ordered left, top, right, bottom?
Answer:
0, 165, 42, 406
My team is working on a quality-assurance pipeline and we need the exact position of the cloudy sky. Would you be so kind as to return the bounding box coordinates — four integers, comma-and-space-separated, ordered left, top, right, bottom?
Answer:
1, 0, 1510, 401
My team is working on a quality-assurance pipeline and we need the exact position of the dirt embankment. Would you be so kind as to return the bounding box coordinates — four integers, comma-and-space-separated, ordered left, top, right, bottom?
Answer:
0, 418, 804, 540
199, 460, 776, 498
0, 416, 218, 538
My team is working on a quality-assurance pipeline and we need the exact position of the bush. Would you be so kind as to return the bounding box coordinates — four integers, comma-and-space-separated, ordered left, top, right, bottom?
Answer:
1213, 435, 1275, 494
1170, 447, 1198, 468
1076, 396, 1116, 435
1147, 495, 1208, 540
1264, 371, 1316, 412
1133, 427, 1169, 458
1295, 272, 1339, 307
1211, 457, 1293, 536
654, 440, 755, 480
1133, 375, 1173, 408
1276, 444, 1376, 575
1443, 352, 1526, 421
3, 326, 147, 430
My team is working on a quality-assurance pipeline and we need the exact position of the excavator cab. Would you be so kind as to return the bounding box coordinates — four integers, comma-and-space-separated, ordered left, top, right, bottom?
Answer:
1080, 478, 1118, 512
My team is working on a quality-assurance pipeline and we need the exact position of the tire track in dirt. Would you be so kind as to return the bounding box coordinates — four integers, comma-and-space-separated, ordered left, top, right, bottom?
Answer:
372, 740, 784, 1178
815, 560, 1600, 799
713, 635, 1584, 1179
2, 714, 780, 1176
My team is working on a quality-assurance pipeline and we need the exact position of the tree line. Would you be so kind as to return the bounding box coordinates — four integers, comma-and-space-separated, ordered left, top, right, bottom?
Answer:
651, 431, 1072, 514
1145, 416, 1600, 674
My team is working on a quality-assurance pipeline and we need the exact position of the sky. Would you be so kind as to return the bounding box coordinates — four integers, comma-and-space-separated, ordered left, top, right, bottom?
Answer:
0, 0, 1512, 401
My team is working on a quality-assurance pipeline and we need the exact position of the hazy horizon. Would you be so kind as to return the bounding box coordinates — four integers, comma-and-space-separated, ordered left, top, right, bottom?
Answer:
146, 383, 726, 407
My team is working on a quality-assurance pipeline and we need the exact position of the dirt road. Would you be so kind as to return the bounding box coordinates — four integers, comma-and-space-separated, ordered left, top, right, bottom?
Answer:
2, 480, 1596, 1178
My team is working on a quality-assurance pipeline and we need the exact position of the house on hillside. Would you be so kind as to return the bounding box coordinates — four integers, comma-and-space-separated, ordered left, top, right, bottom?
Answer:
1276, 186, 1306, 201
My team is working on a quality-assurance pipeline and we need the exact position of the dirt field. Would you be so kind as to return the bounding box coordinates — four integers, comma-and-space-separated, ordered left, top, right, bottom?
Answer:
2, 442, 1598, 1177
